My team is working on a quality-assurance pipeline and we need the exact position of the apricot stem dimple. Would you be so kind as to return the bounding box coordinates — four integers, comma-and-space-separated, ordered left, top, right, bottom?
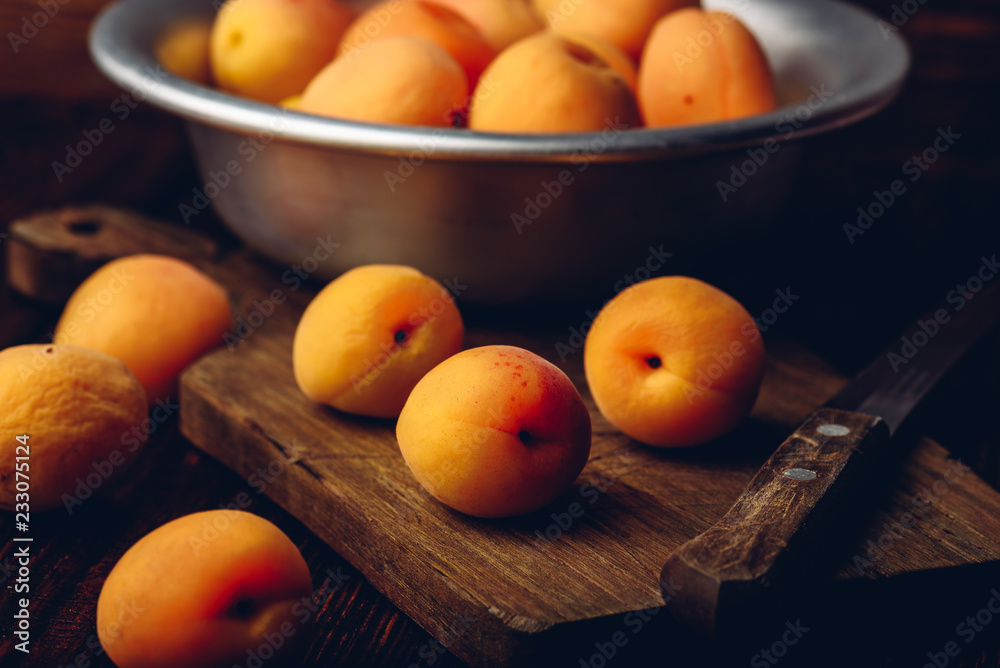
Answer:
394, 329, 409, 345
645, 355, 662, 369
227, 597, 255, 620
518, 430, 532, 445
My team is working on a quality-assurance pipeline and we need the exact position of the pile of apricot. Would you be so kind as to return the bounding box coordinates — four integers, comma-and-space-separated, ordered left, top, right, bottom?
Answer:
159, 0, 777, 132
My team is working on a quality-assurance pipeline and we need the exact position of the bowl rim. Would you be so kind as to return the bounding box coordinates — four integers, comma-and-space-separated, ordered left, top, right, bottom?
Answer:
88, 0, 910, 163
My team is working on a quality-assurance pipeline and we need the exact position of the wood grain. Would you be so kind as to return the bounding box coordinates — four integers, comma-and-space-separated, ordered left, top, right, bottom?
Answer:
177, 252, 1000, 668
6, 204, 218, 302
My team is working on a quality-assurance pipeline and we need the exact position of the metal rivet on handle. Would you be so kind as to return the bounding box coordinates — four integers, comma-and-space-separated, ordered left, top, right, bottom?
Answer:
783, 468, 818, 481
817, 424, 850, 437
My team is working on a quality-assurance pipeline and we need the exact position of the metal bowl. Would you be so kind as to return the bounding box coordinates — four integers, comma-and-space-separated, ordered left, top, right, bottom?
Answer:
89, 0, 908, 302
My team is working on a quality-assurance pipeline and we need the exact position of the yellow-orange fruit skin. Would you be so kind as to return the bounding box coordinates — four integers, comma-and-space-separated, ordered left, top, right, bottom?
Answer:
584, 276, 765, 448
396, 345, 592, 518
293, 264, 464, 418
0, 344, 147, 511
157, 20, 213, 85
97, 510, 313, 668
561, 31, 638, 92
54, 255, 232, 405
300, 36, 468, 127
210, 0, 356, 103
468, 32, 640, 133
535, 0, 698, 60
432, 0, 543, 51
336, 0, 496, 86
638, 8, 776, 127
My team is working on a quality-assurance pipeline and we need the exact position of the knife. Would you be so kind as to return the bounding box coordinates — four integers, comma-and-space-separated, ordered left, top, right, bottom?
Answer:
660, 281, 1000, 637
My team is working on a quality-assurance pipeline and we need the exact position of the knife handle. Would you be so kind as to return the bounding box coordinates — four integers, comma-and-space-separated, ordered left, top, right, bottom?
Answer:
660, 407, 890, 636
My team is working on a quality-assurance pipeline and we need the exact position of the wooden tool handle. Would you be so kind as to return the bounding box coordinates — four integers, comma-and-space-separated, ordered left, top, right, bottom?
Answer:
660, 407, 890, 636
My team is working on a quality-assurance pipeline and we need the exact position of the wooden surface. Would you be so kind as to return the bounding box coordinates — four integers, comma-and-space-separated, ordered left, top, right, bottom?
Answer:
175, 251, 1000, 667
2, 0, 1000, 665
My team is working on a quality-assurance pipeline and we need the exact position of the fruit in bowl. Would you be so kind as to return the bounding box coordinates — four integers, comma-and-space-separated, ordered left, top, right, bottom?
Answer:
191, 0, 776, 131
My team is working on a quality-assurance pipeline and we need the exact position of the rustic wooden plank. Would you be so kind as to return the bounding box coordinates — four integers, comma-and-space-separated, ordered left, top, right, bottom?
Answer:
5, 204, 218, 303
178, 253, 1000, 668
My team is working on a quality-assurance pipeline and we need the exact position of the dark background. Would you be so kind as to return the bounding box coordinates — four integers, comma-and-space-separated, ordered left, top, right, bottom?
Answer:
2, 0, 999, 665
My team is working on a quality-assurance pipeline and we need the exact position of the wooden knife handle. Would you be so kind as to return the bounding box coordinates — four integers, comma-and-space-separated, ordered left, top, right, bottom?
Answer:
660, 407, 890, 636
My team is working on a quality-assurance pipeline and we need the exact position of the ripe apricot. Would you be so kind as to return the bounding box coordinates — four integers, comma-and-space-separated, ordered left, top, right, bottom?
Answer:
211, 0, 356, 103
300, 37, 468, 127
536, 0, 697, 60
584, 276, 765, 447
336, 0, 496, 85
97, 510, 313, 668
397, 345, 591, 518
54, 255, 231, 406
293, 264, 464, 419
156, 19, 213, 85
561, 31, 638, 92
468, 32, 640, 133
0, 344, 147, 511
638, 8, 776, 127
431, 0, 543, 51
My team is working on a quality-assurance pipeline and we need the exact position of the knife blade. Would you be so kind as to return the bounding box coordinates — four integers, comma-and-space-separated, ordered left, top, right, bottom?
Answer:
660, 281, 1000, 637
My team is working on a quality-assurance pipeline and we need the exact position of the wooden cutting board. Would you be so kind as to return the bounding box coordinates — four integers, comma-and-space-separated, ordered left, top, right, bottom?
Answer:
178, 260, 1000, 667
9, 208, 1000, 667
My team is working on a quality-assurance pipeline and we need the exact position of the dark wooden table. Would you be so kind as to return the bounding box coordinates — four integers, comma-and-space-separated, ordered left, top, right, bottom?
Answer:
2, 0, 1000, 665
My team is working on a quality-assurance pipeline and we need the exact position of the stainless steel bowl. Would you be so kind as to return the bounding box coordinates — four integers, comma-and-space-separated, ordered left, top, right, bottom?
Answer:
89, 0, 908, 302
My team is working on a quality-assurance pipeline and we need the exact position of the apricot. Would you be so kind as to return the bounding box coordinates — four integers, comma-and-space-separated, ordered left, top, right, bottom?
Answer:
536, 0, 697, 60
561, 31, 638, 92
300, 36, 468, 127
468, 32, 640, 133
293, 264, 464, 418
211, 0, 356, 103
431, 0, 543, 51
0, 344, 147, 511
54, 255, 231, 406
336, 0, 496, 85
156, 19, 213, 85
97, 510, 313, 668
638, 8, 776, 127
583, 276, 765, 448
396, 345, 592, 518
